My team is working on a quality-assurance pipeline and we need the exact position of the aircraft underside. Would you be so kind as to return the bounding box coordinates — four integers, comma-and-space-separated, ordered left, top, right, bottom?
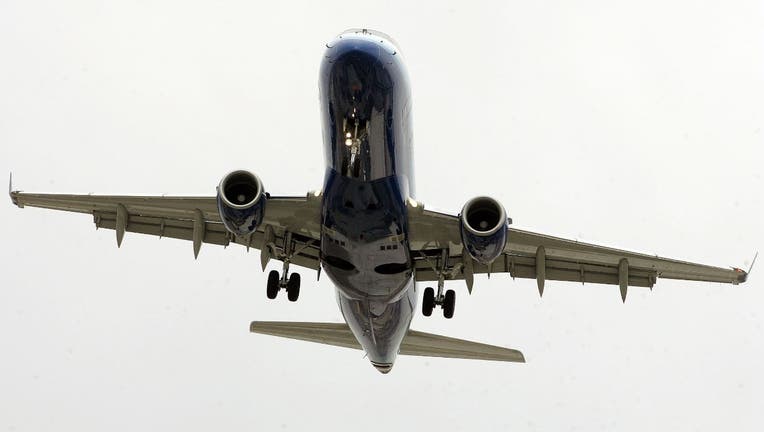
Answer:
8, 29, 749, 374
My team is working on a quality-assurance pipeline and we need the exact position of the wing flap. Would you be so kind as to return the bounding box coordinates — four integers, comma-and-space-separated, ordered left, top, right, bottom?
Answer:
249, 321, 525, 362
415, 253, 657, 288
507, 228, 744, 283
93, 211, 321, 269
94, 211, 232, 246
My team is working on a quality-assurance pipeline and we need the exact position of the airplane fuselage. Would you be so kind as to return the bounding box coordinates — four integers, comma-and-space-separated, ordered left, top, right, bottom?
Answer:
8, 28, 748, 378
318, 30, 415, 372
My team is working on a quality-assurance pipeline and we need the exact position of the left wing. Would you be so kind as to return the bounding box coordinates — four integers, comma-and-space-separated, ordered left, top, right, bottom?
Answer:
9, 185, 322, 271
408, 202, 748, 301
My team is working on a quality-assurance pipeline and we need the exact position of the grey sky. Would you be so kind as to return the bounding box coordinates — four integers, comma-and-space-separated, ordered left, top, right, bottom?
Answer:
1, 1, 762, 430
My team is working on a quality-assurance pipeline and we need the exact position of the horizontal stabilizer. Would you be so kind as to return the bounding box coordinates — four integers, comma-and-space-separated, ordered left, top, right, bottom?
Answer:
249, 321, 525, 363
401, 329, 525, 362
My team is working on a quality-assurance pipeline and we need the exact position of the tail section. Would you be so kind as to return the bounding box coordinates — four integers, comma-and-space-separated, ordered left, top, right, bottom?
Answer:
249, 321, 525, 364
401, 329, 525, 362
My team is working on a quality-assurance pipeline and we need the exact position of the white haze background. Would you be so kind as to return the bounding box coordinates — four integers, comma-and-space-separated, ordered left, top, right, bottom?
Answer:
1, 1, 762, 430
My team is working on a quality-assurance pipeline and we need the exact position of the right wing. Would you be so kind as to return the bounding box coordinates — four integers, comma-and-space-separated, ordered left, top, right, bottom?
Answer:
9, 186, 323, 271
408, 204, 748, 300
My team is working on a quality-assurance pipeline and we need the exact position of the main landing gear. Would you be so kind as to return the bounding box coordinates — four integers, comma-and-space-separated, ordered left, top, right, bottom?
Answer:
266, 260, 301, 302
422, 249, 456, 319
422, 278, 456, 319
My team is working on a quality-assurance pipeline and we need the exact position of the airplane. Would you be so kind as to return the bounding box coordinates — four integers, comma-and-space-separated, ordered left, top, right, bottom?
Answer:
9, 29, 751, 374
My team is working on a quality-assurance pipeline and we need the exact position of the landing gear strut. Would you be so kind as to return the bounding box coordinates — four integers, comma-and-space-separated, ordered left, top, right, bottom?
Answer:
421, 249, 456, 319
265, 232, 301, 302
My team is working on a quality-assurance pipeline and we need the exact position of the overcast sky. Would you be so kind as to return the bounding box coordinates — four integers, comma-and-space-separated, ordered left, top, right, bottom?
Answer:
1, 1, 762, 431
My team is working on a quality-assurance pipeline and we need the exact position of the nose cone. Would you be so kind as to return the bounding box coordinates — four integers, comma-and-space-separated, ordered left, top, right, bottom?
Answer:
328, 28, 400, 55
371, 361, 394, 374
321, 28, 404, 81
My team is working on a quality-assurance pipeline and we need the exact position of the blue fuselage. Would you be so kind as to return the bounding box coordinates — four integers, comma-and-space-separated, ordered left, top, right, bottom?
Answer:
318, 30, 415, 371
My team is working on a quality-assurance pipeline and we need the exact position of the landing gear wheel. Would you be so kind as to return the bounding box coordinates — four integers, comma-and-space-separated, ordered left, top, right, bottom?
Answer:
266, 270, 280, 299
422, 287, 435, 317
443, 289, 456, 319
287, 273, 301, 302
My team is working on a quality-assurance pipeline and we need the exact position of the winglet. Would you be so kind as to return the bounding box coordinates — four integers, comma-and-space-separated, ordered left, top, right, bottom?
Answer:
749, 252, 758, 275
732, 252, 756, 284
8, 172, 20, 207
741, 252, 758, 283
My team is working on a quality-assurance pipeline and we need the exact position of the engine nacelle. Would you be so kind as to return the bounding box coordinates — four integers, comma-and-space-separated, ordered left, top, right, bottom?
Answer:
216, 170, 266, 236
459, 196, 508, 265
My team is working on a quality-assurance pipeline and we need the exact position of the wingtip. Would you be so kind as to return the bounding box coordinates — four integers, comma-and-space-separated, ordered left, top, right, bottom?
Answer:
737, 271, 748, 284
733, 252, 757, 284
748, 251, 758, 276
8, 172, 19, 207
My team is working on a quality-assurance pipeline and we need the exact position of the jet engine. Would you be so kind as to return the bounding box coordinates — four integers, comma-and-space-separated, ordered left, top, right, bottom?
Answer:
459, 196, 508, 265
216, 170, 266, 236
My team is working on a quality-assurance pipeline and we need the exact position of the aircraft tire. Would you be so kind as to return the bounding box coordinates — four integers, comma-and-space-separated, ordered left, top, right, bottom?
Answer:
287, 273, 301, 302
422, 287, 435, 316
267, 270, 280, 299
443, 289, 456, 319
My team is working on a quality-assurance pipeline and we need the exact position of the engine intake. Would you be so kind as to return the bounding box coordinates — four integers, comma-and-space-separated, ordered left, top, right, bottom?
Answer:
460, 196, 508, 264
216, 170, 266, 236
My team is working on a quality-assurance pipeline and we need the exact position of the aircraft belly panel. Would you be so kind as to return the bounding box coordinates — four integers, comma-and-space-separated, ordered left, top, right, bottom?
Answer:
319, 31, 415, 365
